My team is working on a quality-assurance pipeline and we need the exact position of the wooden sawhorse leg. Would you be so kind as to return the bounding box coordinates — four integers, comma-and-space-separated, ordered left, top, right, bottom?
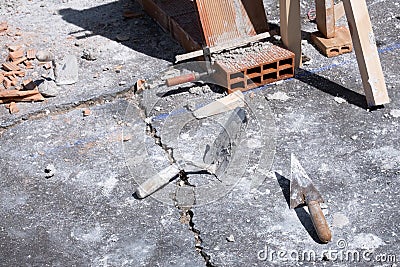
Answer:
279, 0, 302, 67
343, 0, 390, 106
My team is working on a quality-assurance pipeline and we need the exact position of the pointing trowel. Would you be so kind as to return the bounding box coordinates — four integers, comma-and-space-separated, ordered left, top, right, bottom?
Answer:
290, 154, 332, 243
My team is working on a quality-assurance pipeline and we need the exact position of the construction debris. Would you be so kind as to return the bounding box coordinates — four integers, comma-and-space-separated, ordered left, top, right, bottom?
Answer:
83, 109, 91, 117
0, 44, 52, 105
36, 50, 54, 62
55, 55, 79, 85
5, 102, 19, 114
0, 89, 44, 104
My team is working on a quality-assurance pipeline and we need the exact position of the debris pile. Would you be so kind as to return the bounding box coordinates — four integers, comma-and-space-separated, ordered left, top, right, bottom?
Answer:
0, 38, 66, 113
0, 44, 53, 113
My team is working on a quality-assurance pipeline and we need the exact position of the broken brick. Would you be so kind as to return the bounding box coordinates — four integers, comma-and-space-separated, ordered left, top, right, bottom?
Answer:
0, 89, 45, 103
0, 21, 7, 33
24, 61, 33, 69
5, 102, 19, 114
23, 79, 37, 90
3, 77, 13, 88
1, 70, 25, 77
9, 49, 24, 61
26, 49, 36, 59
9, 76, 18, 87
2, 62, 20, 71
13, 56, 27, 65
83, 109, 91, 117
8, 45, 22, 52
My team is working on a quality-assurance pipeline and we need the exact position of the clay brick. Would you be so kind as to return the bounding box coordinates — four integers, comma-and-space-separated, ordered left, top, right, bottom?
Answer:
23, 79, 37, 90
1, 70, 25, 77
213, 44, 295, 93
5, 102, 19, 114
2, 62, 20, 71
9, 49, 24, 61
311, 26, 353, 58
83, 109, 91, 117
13, 56, 27, 65
9, 76, 18, 87
24, 61, 33, 69
7, 45, 22, 52
0, 21, 7, 33
3, 77, 13, 88
26, 49, 36, 59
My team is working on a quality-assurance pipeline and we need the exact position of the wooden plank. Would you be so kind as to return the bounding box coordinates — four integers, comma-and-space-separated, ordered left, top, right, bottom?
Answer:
316, 0, 335, 38
343, 0, 390, 106
175, 32, 271, 62
279, 0, 302, 67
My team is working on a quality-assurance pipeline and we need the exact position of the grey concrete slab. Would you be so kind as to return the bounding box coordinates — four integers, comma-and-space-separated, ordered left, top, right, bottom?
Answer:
0, 0, 399, 266
0, 99, 204, 266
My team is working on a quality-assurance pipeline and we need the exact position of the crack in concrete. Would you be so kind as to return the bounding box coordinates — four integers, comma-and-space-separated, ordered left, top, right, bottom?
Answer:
174, 182, 215, 267
0, 85, 136, 132
137, 100, 215, 266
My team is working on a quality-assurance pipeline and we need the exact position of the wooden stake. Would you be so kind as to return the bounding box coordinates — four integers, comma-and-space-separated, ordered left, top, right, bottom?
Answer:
343, 0, 390, 106
315, 0, 335, 38
279, 0, 302, 67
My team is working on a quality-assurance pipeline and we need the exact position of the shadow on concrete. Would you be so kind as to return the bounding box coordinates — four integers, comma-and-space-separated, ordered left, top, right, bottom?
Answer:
296, 69, 369, 110
59, 0, 182, 62
275, 172, 324, 244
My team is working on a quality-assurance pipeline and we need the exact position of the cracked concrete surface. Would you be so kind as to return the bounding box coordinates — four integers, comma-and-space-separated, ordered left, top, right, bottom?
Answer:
1, 0, 400, 266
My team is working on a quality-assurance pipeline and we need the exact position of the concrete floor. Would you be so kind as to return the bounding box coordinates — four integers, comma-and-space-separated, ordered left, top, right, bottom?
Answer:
0, 0, 399, 266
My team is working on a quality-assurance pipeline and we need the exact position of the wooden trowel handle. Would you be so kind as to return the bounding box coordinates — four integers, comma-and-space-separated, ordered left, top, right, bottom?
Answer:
166, 73, 198, 87
135, 164, 181, 199
308, 200, 332, 243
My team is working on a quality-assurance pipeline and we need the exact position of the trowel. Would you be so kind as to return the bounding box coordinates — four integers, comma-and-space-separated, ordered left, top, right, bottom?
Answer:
134, 107, 247, 199
290, 154, 332, 243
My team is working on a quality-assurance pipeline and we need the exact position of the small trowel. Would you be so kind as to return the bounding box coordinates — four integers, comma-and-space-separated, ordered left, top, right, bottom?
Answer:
290, 154, 332, 243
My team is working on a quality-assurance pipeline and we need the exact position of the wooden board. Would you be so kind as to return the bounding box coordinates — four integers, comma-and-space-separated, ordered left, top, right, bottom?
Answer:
279, 0, 302, 67
316, 0, 335, 38
343, 0, 390, 106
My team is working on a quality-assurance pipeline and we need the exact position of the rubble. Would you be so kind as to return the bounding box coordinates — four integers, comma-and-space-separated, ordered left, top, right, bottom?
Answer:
0, 21, 7, 33
36, 50, 54, 62
83, 109, 91, 117
5, 102, 19, 114
81, 48, 98, 61
55, 55, 79, 85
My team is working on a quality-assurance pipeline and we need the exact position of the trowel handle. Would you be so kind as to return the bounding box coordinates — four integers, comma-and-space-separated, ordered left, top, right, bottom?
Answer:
308, 201, 332, 243
135, 164, 181, 199
166, 73, 199, 87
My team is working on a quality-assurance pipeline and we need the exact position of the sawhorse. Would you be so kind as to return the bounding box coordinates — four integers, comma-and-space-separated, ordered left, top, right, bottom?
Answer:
279, 0, 390, 107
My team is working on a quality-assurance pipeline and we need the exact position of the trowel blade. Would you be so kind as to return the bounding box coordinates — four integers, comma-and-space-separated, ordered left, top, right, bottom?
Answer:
203, 107, 247, 177
290, 154, 324, 209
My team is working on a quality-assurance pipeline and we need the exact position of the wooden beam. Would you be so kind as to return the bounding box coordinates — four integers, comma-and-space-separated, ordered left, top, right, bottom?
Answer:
315, 0, 335, 38
343, 0, 390, 106
279, 0, 302, 67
